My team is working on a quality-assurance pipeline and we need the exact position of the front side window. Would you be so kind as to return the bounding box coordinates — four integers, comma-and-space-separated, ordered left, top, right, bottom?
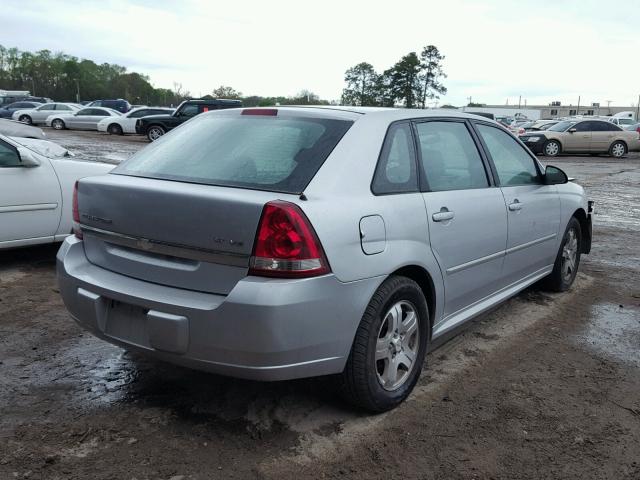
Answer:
128, 109, 148, 118
415, 121, 488, 192
76, 109, 93, 116
39, 104, 56, 111
56, 104, 72, 111
179, 104, 199, 117
476, 124, 539, 186
548, 120, 576, 132
116, 114, 353, 194
0, 141, 21, 167
371, 123, 418, 194
574, 122, 594, 132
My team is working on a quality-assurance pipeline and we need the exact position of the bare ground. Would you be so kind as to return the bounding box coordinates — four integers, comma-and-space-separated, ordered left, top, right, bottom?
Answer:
1, 131, 639, 479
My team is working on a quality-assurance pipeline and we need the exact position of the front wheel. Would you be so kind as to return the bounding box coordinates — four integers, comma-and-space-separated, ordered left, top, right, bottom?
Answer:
542, 217, 582, 292
18, 115, 32, 125
340, 276, 429, 412
543, 140, 561, 157
51, 119, 65, 130
147, 125, 165, 141
107, 123, 123, 135
609, 141, 627, 158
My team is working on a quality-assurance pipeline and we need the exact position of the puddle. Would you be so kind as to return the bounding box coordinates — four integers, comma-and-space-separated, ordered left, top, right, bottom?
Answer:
578, 303, 640, 367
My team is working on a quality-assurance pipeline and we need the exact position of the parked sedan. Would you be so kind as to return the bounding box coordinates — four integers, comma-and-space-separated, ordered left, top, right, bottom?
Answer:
12, 103, 82, 125
520, 119, 640, 157
46, 107, 122, 131
0, 133, 112, 249
58, 107, 592, 412
97, 107, 175, 135
0, 101, 43, 118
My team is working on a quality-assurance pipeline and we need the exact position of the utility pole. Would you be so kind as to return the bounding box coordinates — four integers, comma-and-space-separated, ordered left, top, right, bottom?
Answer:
577, 95, 580, 114
606, 100, 612, 115
518, 95, 521, 109
75, 79, 80, 103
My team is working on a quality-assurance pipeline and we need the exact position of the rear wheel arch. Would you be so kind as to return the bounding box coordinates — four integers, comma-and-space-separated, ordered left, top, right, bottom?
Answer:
389, 265, 436, 336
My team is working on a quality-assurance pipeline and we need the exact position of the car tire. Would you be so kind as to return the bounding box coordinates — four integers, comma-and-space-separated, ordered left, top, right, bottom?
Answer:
542, 217, 582, 292
543, 140, 561, 157
107, 123, 123, 135
147, 125, 165, 141
18, 115, 32, 125
339, 276, 429, 412
51, 119, 65, 130
609, 141, 627, 158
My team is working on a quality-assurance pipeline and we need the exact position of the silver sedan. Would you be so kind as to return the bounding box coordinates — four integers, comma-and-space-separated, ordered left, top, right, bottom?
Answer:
46, 107, 122, 131
57, 107, 592, 412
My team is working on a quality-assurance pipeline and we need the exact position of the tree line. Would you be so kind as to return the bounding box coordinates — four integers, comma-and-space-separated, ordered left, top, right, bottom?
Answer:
0, 45, 190, 106
341, 45, 447, 108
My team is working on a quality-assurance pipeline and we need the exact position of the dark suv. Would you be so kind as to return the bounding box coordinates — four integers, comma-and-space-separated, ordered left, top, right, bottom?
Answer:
88, 99, 131, 113
136, 98, 242, 141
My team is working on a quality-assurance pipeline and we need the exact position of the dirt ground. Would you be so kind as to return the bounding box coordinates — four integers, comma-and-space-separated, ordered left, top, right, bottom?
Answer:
1, 130, 639, 479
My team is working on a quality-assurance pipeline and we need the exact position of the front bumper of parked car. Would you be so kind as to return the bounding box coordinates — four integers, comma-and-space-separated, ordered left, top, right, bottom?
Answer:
56, 236, 382, 381
520, 135, 546, 154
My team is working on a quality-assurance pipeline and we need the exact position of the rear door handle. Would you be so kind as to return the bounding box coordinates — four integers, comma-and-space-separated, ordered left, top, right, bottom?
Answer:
432, 208, 455, 222
508, 199, 523, 211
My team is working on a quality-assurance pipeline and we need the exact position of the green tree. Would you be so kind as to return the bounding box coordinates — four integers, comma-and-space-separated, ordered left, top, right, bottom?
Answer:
341, 62, 378, 106
212, 85, 242, 99
419, 45, 447, 108
386, 52, 422, 108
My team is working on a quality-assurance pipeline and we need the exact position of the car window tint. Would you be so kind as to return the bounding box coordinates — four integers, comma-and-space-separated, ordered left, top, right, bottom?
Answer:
415, 121, 488, 192
116, 115, 353, 194
0, 141, 20, 167
605, 122, 622, 131
573, 122, 592, 132
40, 104, 56, 110
92, 109, 109, 116
180, 104, 199, 117
128, 109, 147, 118
477, 124, 539, 186
371, 123, 418, 194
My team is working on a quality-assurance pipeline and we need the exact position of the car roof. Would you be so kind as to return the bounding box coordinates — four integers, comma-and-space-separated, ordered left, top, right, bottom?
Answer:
249, 105, 493, 123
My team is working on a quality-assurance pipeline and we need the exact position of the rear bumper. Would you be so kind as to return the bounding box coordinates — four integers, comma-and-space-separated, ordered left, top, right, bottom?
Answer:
56, 236, 382, 381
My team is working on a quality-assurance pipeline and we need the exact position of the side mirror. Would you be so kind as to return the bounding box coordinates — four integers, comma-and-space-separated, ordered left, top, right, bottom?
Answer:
17, 147, 41, 167
568, 128, 577, 133
544, 165, 568, 185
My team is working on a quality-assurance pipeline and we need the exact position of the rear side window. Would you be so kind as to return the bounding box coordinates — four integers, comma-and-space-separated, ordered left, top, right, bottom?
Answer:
476, 124, 540, 186
371, 123, 418, 194
415, 121, 488, 191
116, 114, 353, 194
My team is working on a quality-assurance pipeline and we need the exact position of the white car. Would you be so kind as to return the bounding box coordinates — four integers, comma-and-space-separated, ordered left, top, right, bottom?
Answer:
0, 134, 113, 249
97, 107, 174, 135
12, 103, 82, 125
0, 119, 46, 139
46, 107, 122, 131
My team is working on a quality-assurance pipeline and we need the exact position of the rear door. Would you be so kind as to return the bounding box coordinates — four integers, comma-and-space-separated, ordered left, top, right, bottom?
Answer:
591, 121, 620, 152
474, 123, 560, 285
415, 119, 508, 318
0, 140, 61, 243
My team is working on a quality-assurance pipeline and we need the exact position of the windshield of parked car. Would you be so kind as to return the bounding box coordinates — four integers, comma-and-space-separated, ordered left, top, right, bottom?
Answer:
547, 120, 576, 132
115, 113, 353, 194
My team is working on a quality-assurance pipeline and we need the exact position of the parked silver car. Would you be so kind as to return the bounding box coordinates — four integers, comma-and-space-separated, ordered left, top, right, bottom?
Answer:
46, 107, 122, 131
12, 102, 81, 125
57, 107, 592, 411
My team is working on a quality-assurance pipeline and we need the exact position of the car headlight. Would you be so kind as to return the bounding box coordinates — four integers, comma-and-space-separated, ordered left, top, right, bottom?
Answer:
526, 136, 541, 142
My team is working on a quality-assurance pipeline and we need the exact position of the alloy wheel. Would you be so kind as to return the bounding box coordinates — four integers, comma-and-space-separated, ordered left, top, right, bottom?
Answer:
561, 228, 578, 283
148, 127, 164, 141
375, 301, 420, 391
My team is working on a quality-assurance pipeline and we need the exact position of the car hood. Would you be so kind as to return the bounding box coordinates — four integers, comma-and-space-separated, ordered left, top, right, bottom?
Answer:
139, 113, 174, 121
10, 136, 74, 158
0, 119, 46, 139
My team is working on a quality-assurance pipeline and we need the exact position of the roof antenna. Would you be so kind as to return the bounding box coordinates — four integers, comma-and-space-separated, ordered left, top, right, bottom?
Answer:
299, 193, 307, 201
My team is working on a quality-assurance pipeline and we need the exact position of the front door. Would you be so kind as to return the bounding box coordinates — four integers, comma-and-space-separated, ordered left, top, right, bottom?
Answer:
415, 119, 508, 319
0, 140, 61, 243
563, 121, 592, 152
475, 123, 561, 286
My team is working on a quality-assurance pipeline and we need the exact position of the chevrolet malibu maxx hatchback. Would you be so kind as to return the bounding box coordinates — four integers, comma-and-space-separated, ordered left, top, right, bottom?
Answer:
57, 107, 592, 411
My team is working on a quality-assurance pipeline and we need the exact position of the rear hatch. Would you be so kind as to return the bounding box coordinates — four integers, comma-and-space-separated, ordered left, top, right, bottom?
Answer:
78, 108, 355, 295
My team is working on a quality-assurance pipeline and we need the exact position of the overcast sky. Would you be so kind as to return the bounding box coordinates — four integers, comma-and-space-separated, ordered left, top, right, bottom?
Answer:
2, 0, 639, 106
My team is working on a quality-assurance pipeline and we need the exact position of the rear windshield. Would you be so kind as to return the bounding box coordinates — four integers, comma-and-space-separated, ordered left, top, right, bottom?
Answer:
115, 114, 352, 193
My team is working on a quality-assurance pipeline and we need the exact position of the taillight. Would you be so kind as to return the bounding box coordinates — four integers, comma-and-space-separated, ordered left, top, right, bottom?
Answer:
72, 181, 82, 239
249, 201, 330, 278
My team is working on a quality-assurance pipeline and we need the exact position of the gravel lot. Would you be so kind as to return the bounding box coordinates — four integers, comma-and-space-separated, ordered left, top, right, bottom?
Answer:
1, 129, 639, 479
